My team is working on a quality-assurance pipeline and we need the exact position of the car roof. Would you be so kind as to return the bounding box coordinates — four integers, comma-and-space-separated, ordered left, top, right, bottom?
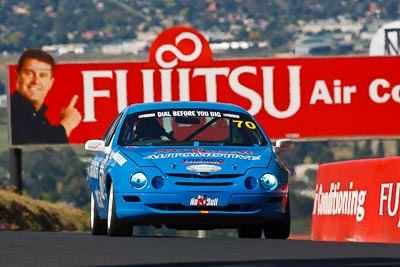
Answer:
125, 101, 249, 114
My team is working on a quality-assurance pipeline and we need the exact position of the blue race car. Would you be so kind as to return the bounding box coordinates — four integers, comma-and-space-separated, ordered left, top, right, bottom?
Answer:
85, 101, 294, 238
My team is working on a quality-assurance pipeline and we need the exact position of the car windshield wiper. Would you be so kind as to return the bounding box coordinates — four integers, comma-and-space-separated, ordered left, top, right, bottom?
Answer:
126, 139, 197, 146
183, 117, 220, 141
151, 140, 195, 146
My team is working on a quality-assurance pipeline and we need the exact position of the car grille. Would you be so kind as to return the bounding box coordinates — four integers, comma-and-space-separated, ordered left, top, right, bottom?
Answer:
165, 173, 241, 186
166, 173, 242, 179
175, 181, 234, 186
146, 204, 253, 212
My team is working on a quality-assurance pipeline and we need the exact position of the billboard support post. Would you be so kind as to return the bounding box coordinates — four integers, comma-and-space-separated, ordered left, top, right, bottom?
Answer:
9, 148, 22, 194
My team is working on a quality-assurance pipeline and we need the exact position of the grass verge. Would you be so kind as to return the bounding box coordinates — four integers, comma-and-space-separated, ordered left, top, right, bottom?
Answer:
0, 189, 90, 232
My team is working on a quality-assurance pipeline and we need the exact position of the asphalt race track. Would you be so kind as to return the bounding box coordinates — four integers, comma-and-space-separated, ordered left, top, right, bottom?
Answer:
1, 231, 400, 266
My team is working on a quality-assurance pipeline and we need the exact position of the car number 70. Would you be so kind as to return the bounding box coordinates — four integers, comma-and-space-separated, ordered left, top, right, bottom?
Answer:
232, 120, 256, 129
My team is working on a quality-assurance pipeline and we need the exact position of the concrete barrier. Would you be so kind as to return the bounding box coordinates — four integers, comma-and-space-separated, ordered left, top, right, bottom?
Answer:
312, 157, 400, 243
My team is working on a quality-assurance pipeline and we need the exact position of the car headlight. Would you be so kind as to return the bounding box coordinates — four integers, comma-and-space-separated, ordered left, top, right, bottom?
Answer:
259, 173, 278, 192
130, 172, 147, 189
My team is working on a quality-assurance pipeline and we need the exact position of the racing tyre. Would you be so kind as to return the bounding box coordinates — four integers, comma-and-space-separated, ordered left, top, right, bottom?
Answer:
237, 225, 263, 238
107, 183, 133, 237
90, 193, 107, 235
263, 198, 291, 239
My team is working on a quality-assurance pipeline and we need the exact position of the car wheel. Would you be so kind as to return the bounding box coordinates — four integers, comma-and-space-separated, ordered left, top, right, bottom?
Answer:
107, 183, 133, 237
237, 225, 263, 238
263, 198, 291, 239
90, 192, 107, 235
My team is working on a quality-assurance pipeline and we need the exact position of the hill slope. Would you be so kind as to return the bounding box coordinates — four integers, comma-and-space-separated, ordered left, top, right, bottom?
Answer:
0, 189, 90, 231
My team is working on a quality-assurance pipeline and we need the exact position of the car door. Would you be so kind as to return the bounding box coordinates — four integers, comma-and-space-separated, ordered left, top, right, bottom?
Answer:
90, 113, 123, 212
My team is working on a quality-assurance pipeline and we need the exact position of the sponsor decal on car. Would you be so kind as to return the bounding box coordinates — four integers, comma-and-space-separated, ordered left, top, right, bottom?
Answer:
182, 158, 224, 164
155, 110, 223, 117
112, 151, 127, 166
138, 113, 156, 118
186, 164, 221, 173
190, 194, 219, 206
88, 161, 100, 178
223, 113, 240, 119
144, 148, 261, 160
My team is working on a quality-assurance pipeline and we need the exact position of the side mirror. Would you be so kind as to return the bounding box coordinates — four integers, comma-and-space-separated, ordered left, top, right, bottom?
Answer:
274, 139, 294, 153
85, 139, 105, 152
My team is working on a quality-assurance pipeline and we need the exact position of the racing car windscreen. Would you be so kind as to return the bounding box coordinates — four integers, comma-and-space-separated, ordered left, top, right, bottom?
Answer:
118, 109, 268, 147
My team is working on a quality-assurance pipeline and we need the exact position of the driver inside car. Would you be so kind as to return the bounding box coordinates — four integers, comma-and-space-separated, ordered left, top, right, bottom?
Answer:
133, 117, 174, 141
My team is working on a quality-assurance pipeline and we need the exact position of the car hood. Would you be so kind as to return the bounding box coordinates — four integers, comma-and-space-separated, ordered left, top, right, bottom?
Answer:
119, 146, 273, 175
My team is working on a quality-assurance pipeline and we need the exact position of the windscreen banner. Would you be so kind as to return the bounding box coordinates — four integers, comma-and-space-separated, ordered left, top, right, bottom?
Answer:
8, 26, 400, 146
312, 157, 400, 243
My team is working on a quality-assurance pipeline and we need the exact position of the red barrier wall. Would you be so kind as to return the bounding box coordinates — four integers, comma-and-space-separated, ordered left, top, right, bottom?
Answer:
312, 157, 400, 243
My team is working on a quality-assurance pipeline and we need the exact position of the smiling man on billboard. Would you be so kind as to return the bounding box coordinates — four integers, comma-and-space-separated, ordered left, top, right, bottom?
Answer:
10, 48, 82, 146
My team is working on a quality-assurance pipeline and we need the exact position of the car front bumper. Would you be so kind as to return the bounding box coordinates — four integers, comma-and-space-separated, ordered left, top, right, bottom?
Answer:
114, 190, 288, 228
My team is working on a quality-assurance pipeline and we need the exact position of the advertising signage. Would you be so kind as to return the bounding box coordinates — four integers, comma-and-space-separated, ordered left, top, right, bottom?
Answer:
8, 26, 400, 146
